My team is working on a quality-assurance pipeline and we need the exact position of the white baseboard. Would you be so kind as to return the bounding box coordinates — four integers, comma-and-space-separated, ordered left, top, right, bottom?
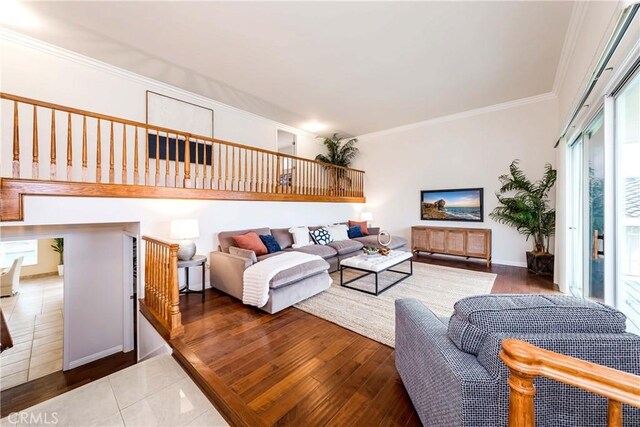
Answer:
68, 345, 123, 370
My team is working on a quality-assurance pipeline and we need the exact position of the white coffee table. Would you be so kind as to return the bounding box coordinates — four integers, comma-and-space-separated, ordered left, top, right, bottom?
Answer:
339, 250, 413, 296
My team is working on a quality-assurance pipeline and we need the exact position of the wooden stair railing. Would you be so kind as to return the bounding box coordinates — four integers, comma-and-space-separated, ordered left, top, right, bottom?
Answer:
140, 236, 184, 340
500, 339, 640, 427
1, 92, 365, 221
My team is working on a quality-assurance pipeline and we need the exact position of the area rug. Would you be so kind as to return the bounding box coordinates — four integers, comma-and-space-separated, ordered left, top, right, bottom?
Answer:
294, 262, 496, 347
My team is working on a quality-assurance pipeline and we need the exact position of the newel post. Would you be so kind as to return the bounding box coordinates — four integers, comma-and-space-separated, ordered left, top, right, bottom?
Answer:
168, 244, 183, 337
500, 339, 538, 427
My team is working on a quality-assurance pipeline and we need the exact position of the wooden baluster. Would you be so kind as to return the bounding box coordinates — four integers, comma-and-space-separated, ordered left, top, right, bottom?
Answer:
262, 152, 266, 192
275, 155, 281, 193
247, 149, 252, 192
217, 143, 222, 190
96, 119, 102, 183
209, 142, 213, 188
244, 148, 248, 191
201, 140, 207, 189
225, 145, 229, 190
109, 121, 115, 183
81, 116, 87, 181
50, 110, 56, 180
122, 124, 127, 184
134, 127, 139, 185
165, 132, 170, 187
266, 153, 271, 193
67, 113, 73, 181
231, 145, 236, 190
184, 134, 191, 188
194, 139, 199, 189
143, 241, 149, 306
164, 248, 169, 317
144, 128, 149, 185
608, 400, 622, 427
252, 150, 257, 192
32, 106, 39, 179
238, 146, 242, 191
155, 132, 160, 186
12, 101, 20, 178
174, 135, 180, 188
313, 163, 317, 195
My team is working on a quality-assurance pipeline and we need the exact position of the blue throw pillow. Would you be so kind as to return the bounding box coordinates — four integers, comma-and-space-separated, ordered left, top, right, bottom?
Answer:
348, 225, 363, 239
259, 235, 282, 253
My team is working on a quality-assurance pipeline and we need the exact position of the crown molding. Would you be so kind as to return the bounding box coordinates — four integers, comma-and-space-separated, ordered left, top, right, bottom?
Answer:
552, 1, 589, 96
0, 28, 317, 138
357, 92, 557, 139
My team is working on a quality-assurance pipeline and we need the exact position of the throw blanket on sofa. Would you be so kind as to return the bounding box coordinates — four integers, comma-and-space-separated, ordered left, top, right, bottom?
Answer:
242, 252, 323, 307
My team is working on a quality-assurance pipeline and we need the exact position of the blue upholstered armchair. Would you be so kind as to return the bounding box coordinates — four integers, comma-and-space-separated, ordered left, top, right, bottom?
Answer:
395, 295, 640, 427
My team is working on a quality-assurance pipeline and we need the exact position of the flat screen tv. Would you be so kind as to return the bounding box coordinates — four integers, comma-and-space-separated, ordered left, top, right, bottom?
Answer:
421, 188, 484, 222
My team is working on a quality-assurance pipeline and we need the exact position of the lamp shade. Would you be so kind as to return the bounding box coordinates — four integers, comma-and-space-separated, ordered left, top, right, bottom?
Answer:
360, 212, 373, 222
170, 219, 199, 240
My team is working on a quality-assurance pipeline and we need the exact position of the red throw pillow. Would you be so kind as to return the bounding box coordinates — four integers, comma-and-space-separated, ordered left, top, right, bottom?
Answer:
348, 220, 369, 235
232, 232, 268, 256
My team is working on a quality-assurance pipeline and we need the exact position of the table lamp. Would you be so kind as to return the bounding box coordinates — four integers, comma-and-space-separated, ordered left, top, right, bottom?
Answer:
170, 219, 199, 261
360, 212, 373, 227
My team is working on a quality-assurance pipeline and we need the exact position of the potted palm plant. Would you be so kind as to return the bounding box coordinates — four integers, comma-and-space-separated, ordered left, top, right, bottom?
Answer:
51, 238, 64, 276
315, 133, 359, 195
489, 160, 557, 275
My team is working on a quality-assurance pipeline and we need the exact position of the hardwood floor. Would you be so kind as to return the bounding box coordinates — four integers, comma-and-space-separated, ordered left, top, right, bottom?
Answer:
0, 350, 136, 418
0, 257, 555, 424
412, 252, 558, 294
175, 257, 555, 427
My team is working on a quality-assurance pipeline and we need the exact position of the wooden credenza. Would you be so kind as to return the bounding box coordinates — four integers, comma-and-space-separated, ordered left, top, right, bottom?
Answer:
411, 226, 492, 267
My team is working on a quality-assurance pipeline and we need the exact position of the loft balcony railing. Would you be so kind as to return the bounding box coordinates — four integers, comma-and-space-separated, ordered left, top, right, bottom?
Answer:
0, 93, 365, 221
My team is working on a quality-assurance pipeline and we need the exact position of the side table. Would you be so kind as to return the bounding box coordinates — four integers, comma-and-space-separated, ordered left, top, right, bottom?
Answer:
177, 254, 206, 303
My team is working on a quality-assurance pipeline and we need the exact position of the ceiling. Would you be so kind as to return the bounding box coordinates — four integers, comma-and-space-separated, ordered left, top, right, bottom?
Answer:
8, 1, 574, 136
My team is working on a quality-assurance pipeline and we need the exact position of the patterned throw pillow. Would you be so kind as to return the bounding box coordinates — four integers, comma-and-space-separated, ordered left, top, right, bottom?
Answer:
347, 225, 363, 239
259, 235, 282, 254
310, 227, 333, 245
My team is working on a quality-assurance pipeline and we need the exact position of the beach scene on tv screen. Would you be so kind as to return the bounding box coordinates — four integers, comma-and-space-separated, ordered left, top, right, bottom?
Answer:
421, 189, 482, 221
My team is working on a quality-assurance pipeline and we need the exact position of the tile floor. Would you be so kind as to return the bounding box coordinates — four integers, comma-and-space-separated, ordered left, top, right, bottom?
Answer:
0, 275, 64, 390
0, 354, 228, 427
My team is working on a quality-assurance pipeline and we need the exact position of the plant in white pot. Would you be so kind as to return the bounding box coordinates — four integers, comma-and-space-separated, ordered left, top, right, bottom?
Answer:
51, 238, 64, 276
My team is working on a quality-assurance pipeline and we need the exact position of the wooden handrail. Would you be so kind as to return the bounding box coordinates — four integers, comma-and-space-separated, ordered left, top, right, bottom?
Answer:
141, 236, 183, 339
0, 92, 364, 173
500, 339, 640, 427
2, 92, 365, 204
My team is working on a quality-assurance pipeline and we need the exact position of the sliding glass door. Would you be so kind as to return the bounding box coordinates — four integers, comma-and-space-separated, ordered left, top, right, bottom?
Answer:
568, 111, 605, 301
586, 113, 605, 301
615, 72, 640, 332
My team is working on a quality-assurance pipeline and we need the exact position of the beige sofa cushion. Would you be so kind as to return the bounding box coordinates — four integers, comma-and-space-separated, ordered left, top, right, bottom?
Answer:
271, 228, 294, 250
270, 259, 330, 289
285, 245, 338, 259
327, 239, 363, 255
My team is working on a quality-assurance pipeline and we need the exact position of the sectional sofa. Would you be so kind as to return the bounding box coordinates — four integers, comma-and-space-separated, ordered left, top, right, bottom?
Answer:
210, 224, 407, 313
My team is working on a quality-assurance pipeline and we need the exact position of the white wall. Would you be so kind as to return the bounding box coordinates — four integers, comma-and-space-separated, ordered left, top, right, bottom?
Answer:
64, 228, 125, 368
0, 31, 325, 181
355, 96, 559, 267
20, 238, 59, 278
